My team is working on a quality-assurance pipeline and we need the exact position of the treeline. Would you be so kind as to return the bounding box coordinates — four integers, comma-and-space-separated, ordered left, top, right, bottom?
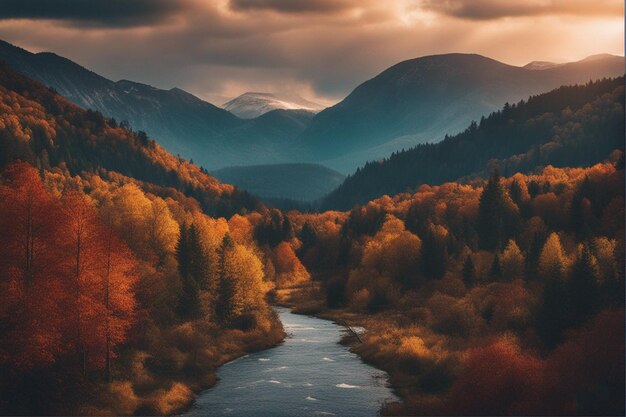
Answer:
0, 64, 260, 217
0, 67, 316, 415
322, 77, 624, 210
291, 156, 624, 415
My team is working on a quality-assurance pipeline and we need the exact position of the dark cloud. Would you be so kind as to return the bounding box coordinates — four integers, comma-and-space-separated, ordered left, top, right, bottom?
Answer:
0, 0, 620, 105
229, 0, 355, 14
423, 0, 623, 20
0, 0, 189, 27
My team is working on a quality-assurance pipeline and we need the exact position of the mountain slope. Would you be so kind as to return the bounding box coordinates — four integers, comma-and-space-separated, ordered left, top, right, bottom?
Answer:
0, 40, 314, 170
0, 40, 240, 157
213, 163, 345, 201
321, 77, 625, 210
223, 92, 323, 119
298, 53, 624, 173
0, 63, 261, 217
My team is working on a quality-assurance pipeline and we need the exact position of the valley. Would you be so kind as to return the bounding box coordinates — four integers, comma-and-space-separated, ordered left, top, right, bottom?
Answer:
0, 18, 623, 417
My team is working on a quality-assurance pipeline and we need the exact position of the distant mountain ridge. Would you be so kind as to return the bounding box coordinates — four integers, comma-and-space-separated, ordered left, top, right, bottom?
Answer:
223, 92, 323, 119
296, 53, 624, 173
0, 40, 314, 170
1, 39, 622, 186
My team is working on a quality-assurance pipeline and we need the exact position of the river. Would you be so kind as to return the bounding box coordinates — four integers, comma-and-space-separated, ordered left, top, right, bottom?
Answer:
182, 307, 397, 417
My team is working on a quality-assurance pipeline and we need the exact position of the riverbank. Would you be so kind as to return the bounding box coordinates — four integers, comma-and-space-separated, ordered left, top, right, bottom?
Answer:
70, 311, 286, 416
182, 307, 396, 417
273, 283, 434, 415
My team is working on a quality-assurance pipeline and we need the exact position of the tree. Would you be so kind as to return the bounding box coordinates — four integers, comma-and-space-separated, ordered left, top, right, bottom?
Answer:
297, 221, 317, 258
462, 255, 476, 287
63, 191, 107, 375
538, 233, 566, 281
147, 197, 179, 261
490, 253, 503, 280
101, 215, 137, 382
477, 171, 519, 250
421, 224, 448, 279
501, 240, 525, 280
535, 233, 569, 347
175, 224, 203, 320
215, 234, 235, 324
566, 244, 599, 328
0, 163, 68, 371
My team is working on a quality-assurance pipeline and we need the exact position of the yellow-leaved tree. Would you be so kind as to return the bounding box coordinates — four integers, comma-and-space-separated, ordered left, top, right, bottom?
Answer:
501, 239, 525, 280
538, 233, 566, 280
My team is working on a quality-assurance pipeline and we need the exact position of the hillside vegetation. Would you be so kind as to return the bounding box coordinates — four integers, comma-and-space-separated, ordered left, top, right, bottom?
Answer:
0, 66, 314, 415
323, 77, 624, 210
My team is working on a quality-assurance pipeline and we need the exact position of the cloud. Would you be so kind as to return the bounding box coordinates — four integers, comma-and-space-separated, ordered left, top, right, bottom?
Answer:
0, 0, 190, 27
422, 0, 623, 20
229, 0, 357, 14
0, 0, 621, 105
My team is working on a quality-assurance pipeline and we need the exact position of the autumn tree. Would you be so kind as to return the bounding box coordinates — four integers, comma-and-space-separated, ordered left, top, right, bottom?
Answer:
215, 234, 267, 328
0, 163, 68, 371
101, 216, 138, 382
501, 240, 525, 280
535, 234, 568, 347
538, 233, 566, 281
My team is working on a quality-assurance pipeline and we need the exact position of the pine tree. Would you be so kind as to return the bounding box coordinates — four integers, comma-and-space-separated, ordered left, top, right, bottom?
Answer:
188, 224, 211, 291
462, 255, 476, 287
490, 253, 503, 280
477, 171, 519, 250
567, 244, 599, 327
421, 224, 448, 279
216, 234, 235, 325
176, 224, 202, 320
535, 274, 567, 348
525, 232, 545, 279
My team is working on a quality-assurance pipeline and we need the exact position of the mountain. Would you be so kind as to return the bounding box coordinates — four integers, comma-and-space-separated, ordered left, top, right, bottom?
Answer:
223, 92, 323, 119
213, 109, 315, 165
0, 63, 261, 217
0, 40, 241, 158
1, 39, 622, 179
0, 40, 311, 170
321, 77, 625, 210
297, 53, 624, 173
212, 163, 345, 202
524, 61, 562, 70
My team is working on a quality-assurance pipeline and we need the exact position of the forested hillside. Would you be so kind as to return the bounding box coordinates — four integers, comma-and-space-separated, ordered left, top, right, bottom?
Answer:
0, 66, 314, 415
0, 64, 260, 217
323, 77, 624, 210
289, 158, 625, 415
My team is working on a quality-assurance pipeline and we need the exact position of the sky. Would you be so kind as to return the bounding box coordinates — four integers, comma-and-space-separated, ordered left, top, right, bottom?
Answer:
0, 0, 622, 106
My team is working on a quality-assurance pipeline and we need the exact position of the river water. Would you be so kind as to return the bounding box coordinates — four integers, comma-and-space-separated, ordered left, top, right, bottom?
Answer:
182, 307, 397, 417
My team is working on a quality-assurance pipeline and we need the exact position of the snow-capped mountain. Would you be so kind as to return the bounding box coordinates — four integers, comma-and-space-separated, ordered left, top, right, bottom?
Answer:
223, 92, 324, 119
523, 61, 563, 70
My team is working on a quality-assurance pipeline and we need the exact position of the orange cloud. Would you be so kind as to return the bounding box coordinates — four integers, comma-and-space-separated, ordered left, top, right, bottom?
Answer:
422, 0, 623, 20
